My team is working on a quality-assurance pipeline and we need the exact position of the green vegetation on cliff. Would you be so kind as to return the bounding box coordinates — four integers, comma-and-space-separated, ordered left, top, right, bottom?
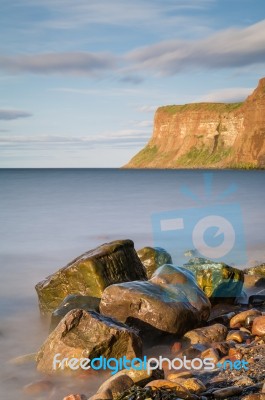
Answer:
159, 102, 243, 115
175, 146, 232, 167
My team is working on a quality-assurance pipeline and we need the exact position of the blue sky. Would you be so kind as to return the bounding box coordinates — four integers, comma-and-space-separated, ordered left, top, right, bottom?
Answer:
0, 0, 265, 167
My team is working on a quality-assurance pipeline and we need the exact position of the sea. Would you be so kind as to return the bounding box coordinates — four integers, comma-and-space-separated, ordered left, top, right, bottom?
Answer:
0, 168, 265, 399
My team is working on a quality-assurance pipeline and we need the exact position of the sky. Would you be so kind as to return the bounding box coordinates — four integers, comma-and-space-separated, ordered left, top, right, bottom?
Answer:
0, 0, 265, 168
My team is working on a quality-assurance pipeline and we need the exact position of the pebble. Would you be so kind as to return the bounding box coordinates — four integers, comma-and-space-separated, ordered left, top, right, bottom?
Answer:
252, 316, 265, 336
182, 378, 206, 394
171, 341, 182, 354
230, 309, 261, 329
226, 330, 248, 343
63, 395, 87, 400
228, 347, 242, 360
201, 348, 220, 364
242, 395, 265, 400
212, 386, 242, 398
167, 371, 194, 380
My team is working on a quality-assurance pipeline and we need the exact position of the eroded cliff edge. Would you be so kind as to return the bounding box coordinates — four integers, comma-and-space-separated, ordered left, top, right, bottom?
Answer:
125, 77, 265, 168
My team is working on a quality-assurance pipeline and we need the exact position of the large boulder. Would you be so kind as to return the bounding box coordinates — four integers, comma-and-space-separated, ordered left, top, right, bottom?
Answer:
137, 247, 172, 278
183, 258, 244, 303
35, 240, 147, 316
100, 265, 211, 336
50, 294, 101, 331
36, 309, 142, 374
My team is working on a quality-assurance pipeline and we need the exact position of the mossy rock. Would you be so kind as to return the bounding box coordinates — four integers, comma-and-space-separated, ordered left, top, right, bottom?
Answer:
183, 257, 244, 304
137, 247, 172, 279
35, 239, 147, 316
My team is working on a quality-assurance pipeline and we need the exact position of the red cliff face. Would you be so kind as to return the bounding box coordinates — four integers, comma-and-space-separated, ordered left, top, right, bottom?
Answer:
125, 78, 265, 168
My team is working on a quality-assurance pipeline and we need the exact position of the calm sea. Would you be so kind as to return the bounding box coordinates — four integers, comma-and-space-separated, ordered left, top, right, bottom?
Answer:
0, 168, 265, 399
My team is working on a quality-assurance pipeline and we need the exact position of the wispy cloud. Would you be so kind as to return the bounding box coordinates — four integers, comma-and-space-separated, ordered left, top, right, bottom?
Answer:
126, 19, 265, 76
198, 87, 253, 103
0, 129, 150, 148
0, 109, 33, 120
0, 52, 116, 76
138, 105, 157, 113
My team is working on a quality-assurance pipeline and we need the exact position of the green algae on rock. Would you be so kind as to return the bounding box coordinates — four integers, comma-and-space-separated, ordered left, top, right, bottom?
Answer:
137, 247, 172, 279
37, 309, 142, 374
183, 258, 244, 304
35, 239, 147, 316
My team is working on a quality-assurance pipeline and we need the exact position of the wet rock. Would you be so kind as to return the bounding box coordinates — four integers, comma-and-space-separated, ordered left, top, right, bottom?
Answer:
145, 380, 197, 399
171, 341, 182, 354
244, 263, 265, 277
23, 380, 54, 395
252, 316, 265, 336
137, 247, 172, 279
212, 342, 230, 356
35, 239, 147, 316
183, 258, 244, 303
201, 348, 220, 364
89, 390, 112, 400
96, 375, 134, 398
50, 294, 100, 331
242, 395, 265, 400
230, 309, 261, 329
212, 386, 242, 398
182, 378, 206, 394
64, 395, 87, 400
100, 265, 211, 336
101, 362, 163, 387
167, 371, 194, 381
228, 347, 243, 360
36, 309, 142, 374
184, 324, 227, 345
226, 330, 249, 343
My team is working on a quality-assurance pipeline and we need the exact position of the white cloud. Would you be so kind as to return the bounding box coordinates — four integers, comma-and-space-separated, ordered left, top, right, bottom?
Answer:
198, 87, 253, 103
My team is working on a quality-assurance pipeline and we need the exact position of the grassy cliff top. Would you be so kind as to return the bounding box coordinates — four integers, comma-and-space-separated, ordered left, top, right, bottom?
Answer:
158, 102, 243, 114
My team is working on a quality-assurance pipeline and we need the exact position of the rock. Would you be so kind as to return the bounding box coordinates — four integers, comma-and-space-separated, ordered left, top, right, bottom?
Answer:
182, 344, 208, 359
242, 395, 265, 400
167, 371, 194, 381
249, 295, 265, 308
171, 341, 182, 354
212, 386, 242, 398
252, 316, 265, 336
226, 330, 249, 343
89, 390, 112, 400
35, 239, 147, 316
100, 265, 211, 336
184, 324, 227, 345
228, 348, 243, 360
36, 309, 142, 374
230, 309, 261, 328
211, 342, 230, 356
182, 378, 206, 394
98, 362, 163, 388
23, 380, 54, 395
235, 376, 254, 386
137, 247, 172, 278
145, 380, 196, 399
244, 263, 265, 277
96, 375, 134, 398
183, 258, 244, 303
50, 294, 100, 331
201, 348, 220, 364
64, 395, 87, 400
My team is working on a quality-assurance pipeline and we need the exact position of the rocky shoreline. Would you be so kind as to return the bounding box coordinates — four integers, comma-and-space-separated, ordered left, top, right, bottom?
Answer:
13, 240, 265, 400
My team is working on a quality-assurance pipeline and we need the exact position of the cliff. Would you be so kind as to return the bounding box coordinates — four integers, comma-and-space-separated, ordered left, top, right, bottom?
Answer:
125, 77, 265, 169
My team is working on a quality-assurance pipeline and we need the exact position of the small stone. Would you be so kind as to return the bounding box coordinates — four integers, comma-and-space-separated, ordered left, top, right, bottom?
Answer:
63, 395, 87, 400
184, 324, 227, 345
230, 309, 261, 329
242, 395, 265, 400
89, 390, 112, 400
226, 330, 248, 343
212, 386, 242, 399
252, 316, 265, 336
245, 315, 260, 330
228, 348, 242, 361
97, 375, 134, 398
182, 378, 206, 394
167, 371, 194, 380
201, 348, 220, 364
23, 380, 53, 395
212, 342, 230, 356
235, 376, 254, 386
171, 341, 182, 354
